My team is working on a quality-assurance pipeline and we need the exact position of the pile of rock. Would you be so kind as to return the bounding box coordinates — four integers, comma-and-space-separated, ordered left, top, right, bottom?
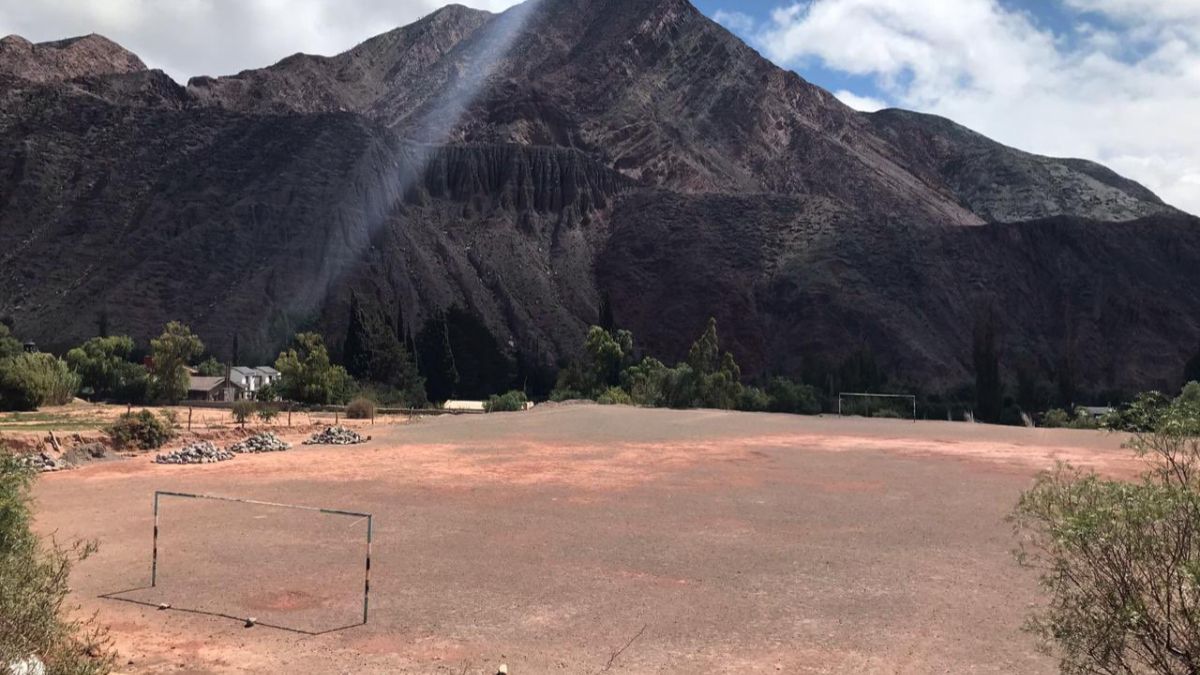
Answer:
303, 426, 367, 446
229, 433, 291, 454
20, 452, 67, 472
155, 441, 234, 465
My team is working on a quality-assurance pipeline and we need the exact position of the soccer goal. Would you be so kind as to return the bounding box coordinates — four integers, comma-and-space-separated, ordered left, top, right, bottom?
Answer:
138, 491, 373, 634
837, 392, 917, 421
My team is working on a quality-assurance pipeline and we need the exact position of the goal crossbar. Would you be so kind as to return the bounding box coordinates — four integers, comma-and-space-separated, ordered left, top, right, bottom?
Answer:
151, 491, 374, 626
837, 392, 917, 421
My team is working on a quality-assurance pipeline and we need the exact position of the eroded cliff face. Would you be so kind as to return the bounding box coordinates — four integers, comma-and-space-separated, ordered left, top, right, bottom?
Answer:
1, 0, 1197, 395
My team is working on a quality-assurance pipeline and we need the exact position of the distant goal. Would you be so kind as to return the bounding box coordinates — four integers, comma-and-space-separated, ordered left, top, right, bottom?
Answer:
837, 392, 917, 421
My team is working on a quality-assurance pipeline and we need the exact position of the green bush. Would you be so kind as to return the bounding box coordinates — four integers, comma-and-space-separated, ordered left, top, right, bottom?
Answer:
256, 405, 280, 424
485, 390, 528, 413
1011, 394, 1200, 673
765, 377, 822, 415
596, 387, 632, 406
106, 410, 175, 450
231, 400, 257, 427
0, 352, 80, 412
345, 397, 377, 420
737, 386, 771, 412
549, 388, 586, 402
1040, 408, 1071, 428
1042, 407, 1100, 429
1, 453, 113, 673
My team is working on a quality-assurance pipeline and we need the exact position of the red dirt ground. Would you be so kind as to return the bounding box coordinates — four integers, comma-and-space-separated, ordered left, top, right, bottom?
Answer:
30, 406, 1142, 673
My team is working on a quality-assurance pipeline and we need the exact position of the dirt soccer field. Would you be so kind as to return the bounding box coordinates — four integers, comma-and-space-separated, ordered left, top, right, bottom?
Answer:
30, 405, 1141, 674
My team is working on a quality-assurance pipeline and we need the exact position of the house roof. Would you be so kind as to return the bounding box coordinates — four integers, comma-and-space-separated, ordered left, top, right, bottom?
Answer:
230, 366, 258, 378
255, 366, 280, 376
188, 376, 228, 392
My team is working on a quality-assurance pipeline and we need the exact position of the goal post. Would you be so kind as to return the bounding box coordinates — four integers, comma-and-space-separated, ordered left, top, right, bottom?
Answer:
837, 392, 917, 421
150, 491, 373, 629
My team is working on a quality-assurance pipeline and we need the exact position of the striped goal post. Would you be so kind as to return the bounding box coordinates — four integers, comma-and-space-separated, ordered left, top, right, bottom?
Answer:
151, 491, 373, 626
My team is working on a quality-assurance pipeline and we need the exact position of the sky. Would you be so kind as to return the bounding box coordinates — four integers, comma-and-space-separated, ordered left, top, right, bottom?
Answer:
0, 0, 1196, 215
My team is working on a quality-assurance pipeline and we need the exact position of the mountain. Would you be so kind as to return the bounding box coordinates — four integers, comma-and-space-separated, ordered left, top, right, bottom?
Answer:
1, 0, 1197, 399
0, 34, 146, 83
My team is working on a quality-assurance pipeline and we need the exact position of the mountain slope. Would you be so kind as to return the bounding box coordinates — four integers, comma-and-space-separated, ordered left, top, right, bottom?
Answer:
0, 0, 1196, 398
0, 34, 146, 83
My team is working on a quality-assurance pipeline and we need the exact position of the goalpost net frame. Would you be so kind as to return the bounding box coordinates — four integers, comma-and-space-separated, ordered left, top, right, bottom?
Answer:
151, 490, 374, 627
837, 392, 918, 422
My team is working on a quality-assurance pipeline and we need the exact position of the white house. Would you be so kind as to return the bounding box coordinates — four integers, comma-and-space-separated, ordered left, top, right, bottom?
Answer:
226, 366, 282, 399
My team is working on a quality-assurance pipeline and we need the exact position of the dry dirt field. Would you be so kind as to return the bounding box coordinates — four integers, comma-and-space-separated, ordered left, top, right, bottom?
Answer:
29, 405, 1143, 674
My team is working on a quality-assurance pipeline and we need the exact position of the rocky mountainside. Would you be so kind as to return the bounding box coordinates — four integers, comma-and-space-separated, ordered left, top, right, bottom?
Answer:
1, 0, 1197, 398
0, 34, 146, 83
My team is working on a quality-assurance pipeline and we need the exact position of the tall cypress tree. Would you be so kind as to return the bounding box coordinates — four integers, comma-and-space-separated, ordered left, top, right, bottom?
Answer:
973, 310, 1003, 423
1185, 342, 1200, 388
343, 292, 372, 380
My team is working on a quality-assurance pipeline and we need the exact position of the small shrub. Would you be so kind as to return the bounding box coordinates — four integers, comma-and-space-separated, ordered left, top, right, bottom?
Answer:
1011, 394, 1200, 673
1, 452, 114, 673
596, 386, 632, 406
485, 390, 528, 413
345, 398, 377, 420
158, 408, 179, 428
231, 400, 257, 428
1040, 408, 1071, 428
107, 410, 175, 450
549, 388, 586, 403
1042, 407, 1100, 429
256, 405, 280, 424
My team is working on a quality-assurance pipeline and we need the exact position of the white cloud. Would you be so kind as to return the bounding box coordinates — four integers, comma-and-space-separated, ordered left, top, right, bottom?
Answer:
0, 0, 523, 82
748, 0, 1200, 216
833, 90, 887, 112
712, 9, 757, 34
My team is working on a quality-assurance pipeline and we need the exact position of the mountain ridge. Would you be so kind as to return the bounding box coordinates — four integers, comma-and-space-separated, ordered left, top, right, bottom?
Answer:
0, 0, 1196, 398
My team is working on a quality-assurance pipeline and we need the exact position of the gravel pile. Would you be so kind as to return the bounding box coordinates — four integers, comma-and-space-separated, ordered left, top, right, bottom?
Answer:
229, 433, 291, 454
303, 426, 367, 445
20, 452, 66, 472
155, 440, 234, 465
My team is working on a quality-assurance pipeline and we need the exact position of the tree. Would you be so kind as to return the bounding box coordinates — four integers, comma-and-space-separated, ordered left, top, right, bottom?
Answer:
148, 322, 203, 404
66, 336, 147, 403
416, 313, 458, 402
275, 333, 355, 405
416, 308, 512, 401
598, 293, 616, 332
687, 318, 722, 376
343, 292, 371, 380
0, 353, 80, 412
684, 318, 743, 409
1185, 343, 1200, 390
0, 324, 21, 361
195, 357, 225, 377
343, 293, 425, 405
231, 400, 256, 428
1012, 392, 1200, 674
973, 311, 1003, 423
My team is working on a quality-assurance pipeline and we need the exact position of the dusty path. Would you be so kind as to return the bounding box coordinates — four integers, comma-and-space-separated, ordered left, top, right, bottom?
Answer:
31, 406, 1138, 673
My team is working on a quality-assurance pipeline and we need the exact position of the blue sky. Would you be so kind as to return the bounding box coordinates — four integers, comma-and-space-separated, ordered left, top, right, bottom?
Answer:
2, 0, 1196, 214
